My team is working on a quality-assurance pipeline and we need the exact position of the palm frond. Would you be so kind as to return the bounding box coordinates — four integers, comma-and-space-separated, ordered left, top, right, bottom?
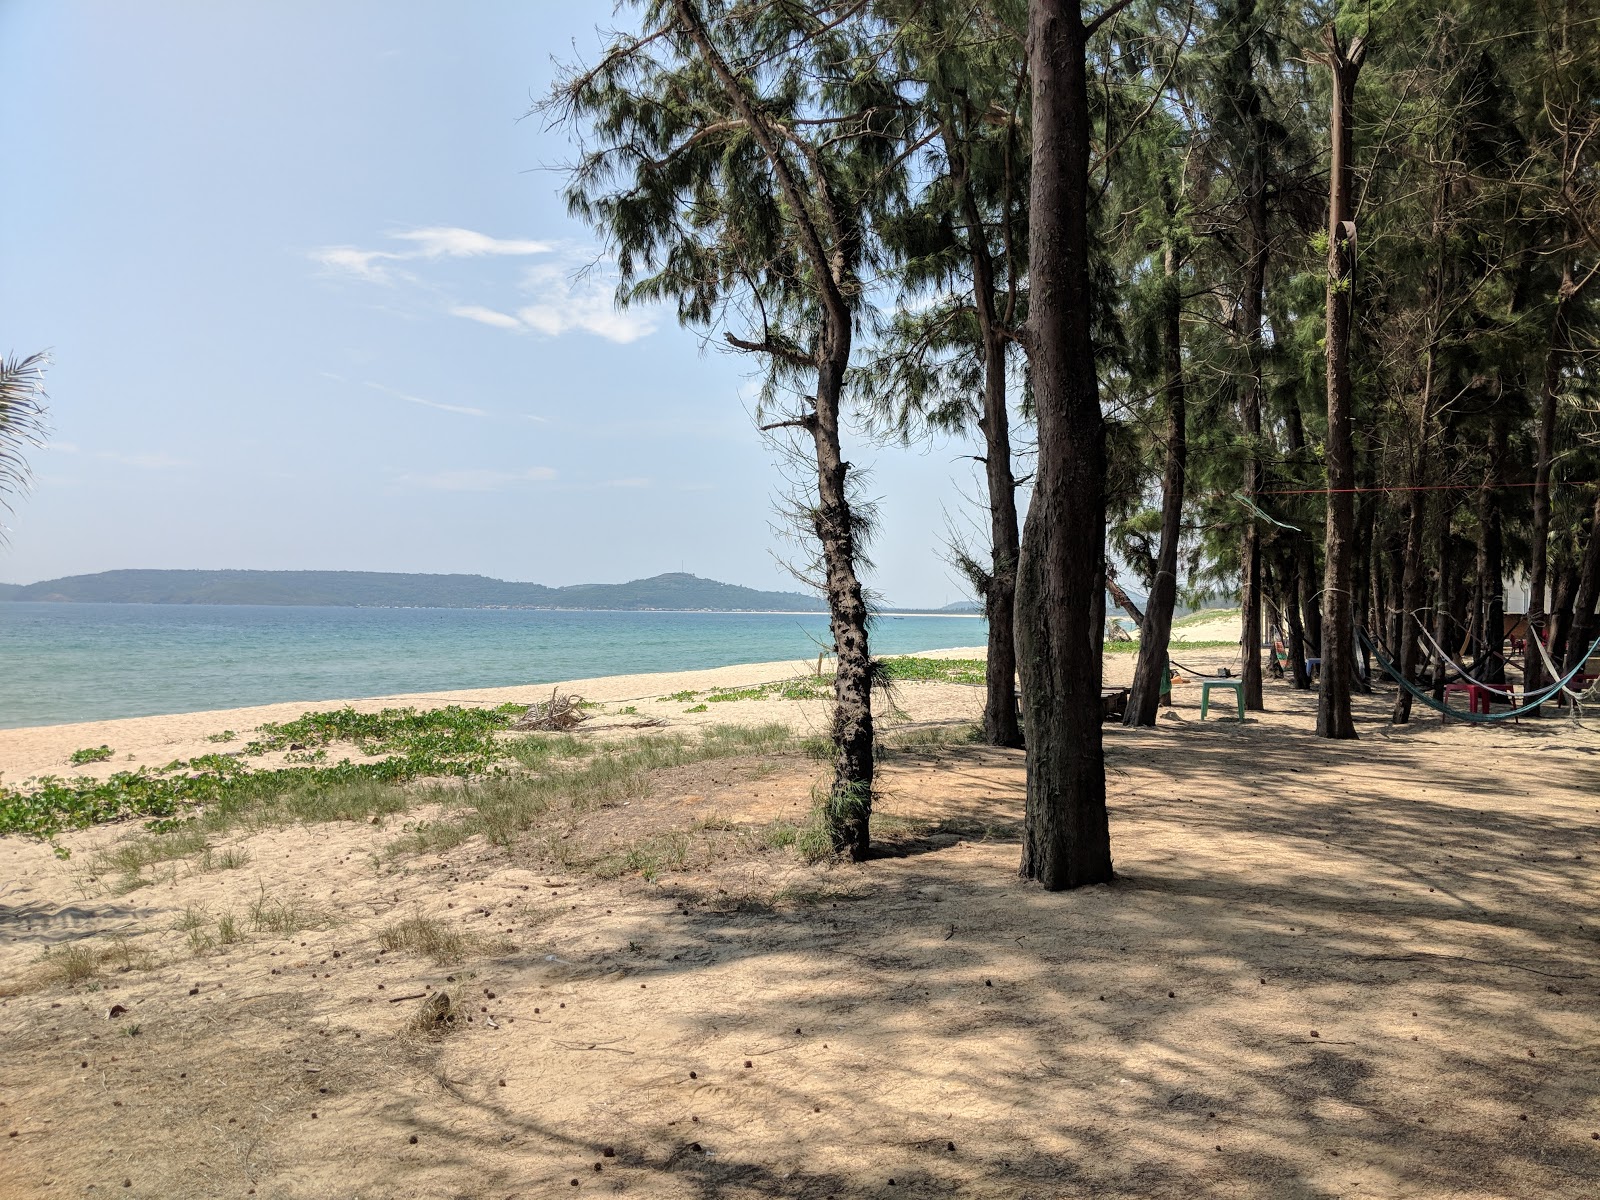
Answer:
0, 351, 52, 520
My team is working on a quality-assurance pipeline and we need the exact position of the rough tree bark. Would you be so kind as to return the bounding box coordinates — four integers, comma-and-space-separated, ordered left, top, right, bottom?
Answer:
1127, 241, 1188, 726
1015, 0, 1113, 889
1315, 26, 1365, 740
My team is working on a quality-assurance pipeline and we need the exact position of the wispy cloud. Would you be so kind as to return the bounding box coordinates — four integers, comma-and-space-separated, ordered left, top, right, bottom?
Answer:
310, 246, 405, 283
604, 477, 652, 489
43, 441, 79, 454
446, 266, 657, 344
517, 263, 657, 343
394, 228, 552, 258
397, 466, 557, 492
310, 226, 552, 284
312, 227, 658, 344
365, 381, 486, 417
450, 304, 523, 331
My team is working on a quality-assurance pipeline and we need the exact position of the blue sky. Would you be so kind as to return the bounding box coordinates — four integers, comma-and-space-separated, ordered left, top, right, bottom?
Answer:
0, 0, 992, 607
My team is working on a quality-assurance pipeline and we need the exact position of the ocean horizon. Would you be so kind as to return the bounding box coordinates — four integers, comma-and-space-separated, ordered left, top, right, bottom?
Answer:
0, 602, 986, 730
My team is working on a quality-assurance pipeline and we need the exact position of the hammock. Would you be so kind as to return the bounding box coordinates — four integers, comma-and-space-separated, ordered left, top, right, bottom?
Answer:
1358, 628, 1600, 723
1413, 621, 1519, 699
1529, 632, 1600, 705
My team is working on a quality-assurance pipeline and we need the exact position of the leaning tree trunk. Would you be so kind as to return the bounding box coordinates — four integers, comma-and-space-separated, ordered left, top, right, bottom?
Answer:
1315, 28, 1365, 740
1127, 241, 1188, 726
1015, 0, 1112, 890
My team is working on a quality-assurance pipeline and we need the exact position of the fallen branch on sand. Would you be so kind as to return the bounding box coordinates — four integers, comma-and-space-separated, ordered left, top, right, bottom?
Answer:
512, 690, 591, 732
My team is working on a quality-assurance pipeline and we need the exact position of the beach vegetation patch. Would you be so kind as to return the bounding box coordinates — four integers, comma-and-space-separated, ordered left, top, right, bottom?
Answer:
68, 746, 114, 766
389, 724, 796, 864
1103, 639, 1234, 655
877, 657, 987, 686
0, 704, 536, 840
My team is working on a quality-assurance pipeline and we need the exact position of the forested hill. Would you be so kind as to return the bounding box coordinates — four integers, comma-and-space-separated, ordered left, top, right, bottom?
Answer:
0, 570, 831, 611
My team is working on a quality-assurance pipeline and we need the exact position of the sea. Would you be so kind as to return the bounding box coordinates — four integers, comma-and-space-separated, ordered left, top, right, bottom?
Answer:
0, 603, 986, 729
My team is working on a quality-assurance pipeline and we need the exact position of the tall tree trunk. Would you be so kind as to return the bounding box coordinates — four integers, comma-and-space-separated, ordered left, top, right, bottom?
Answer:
1225, 0, 1271, 712
1239, 219, 1268, 711
1277, 547, 1312, 688
1564, 488, 1600, 676
1551, 560, 1578, 666
811, 351, 875, 858
1280, 380, 1321, 667
1432, 524, 1456, 701
1353, 490, 1376, 691
1127, 242, 1188, 726
1524, 281, 1572, 711
1391, 491, 1428, 722
959, 174, 1024, 749
1476, 418, 1508, 686
1315, 28, 1365, 740
1016, 0, 1112, 889
670, 0, 876, 856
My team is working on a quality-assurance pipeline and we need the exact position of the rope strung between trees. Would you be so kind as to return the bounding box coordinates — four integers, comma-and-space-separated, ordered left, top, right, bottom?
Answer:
1358, 628, 1600, 724
1413, 620, 1520, 699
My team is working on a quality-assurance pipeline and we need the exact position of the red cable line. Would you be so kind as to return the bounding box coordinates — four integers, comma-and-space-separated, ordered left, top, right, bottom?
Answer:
1252, 480, 1591, 496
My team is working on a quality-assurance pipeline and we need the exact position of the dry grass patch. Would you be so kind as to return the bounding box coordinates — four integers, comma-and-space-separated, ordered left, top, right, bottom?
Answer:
377, 915, 514, 965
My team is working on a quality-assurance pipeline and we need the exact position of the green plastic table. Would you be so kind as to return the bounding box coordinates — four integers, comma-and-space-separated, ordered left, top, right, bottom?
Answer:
1199, 678, 1245, 720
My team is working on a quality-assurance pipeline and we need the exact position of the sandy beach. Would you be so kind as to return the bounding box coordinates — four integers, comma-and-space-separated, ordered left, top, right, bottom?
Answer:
3, 647, 1598, 1197
0, 646, 992, 784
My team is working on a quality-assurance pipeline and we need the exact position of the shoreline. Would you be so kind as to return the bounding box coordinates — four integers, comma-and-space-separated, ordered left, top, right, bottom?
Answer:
0, 599, 982, 617
0, 646, 989, 783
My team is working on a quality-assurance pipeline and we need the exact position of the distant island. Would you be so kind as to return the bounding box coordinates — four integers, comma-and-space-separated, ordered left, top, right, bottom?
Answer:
0, 569, 980, 614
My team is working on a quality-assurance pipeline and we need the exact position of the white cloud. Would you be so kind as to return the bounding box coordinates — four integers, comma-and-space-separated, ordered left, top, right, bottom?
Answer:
365, 381, 485, 417
450, 305, 524, 331
516, 263, 657, 344
311, 227, 551, 282
394, 227, 552, 258
604, 477, 652, 489
398, 466, 557, 492
43, 441, 79, 453
310, 246, 404, 283
311, 228, 657, 344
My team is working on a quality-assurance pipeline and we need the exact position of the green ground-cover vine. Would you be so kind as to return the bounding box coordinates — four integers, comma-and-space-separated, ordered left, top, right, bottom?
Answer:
0, 704, 528, 841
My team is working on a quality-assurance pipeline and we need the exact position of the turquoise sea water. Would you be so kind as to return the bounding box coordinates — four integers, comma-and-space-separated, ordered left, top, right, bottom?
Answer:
0, 603, 986, 729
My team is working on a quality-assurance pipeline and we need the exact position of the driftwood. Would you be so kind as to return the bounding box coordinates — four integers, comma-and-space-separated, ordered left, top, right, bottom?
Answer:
512, 690, 591, 732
